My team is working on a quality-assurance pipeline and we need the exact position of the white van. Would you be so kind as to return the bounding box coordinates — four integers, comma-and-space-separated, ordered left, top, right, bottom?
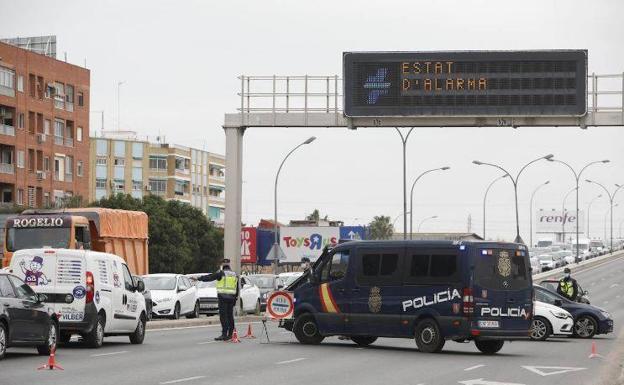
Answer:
8, 249, 147, 348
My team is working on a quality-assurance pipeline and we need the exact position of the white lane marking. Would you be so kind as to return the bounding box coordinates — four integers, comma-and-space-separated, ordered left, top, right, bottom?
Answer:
464, 364, 485, 371
604, 301, 609, 305
276, 357, 306, 365
522, 366, 586, 377
159, 376, 206, 385
610, 283, 619, 288
458, 379, 525, 385
197, 341, 218, 345
91, 350, 128, 357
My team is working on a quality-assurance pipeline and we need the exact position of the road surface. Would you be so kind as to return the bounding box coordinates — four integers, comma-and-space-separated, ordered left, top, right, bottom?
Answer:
2, 255, 623, 385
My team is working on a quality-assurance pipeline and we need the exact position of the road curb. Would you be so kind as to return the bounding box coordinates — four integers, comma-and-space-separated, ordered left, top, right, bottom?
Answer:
533, 250, 624, 282
146, 315, 264, 330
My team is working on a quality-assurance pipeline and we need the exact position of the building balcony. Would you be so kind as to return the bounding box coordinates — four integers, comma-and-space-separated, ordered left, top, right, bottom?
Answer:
0, 163, 14, 174
65, 102, 74, 112
209, 195, 225, 204
1, 124, 15, 137
210, 174, 225, 184
65, 173, 73, 182
54, 136, 63, 146
65, 138, 73, 147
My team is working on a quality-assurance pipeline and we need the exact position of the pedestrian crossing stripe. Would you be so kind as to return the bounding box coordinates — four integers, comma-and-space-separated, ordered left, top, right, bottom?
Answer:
319, 283, 340, 313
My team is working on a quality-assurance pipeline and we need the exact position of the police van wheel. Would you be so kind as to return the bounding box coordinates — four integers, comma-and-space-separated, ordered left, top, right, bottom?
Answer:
351, 336, 377, 347
293, 314, 324, 345
475, 340, 504, 355
415, 319, 445, 353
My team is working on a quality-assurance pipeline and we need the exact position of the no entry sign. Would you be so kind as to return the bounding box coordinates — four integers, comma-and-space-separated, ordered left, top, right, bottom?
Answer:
266, 291, 294, 320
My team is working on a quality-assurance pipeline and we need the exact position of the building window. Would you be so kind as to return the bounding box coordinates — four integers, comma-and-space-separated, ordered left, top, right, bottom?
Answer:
148, 179, 166, 194
54, 119, 64, 145
44, 157, 50, 172
53, 82, 65, 109
96, 139, 108, 156
174, 180, 189, 196
113, 179, 125, 191
77, 127, 83, 142
149, 156, 167, 170
114, 158, 125, 166
132, 181, 142, 191
44, 119, 51, 135
77, 92, 84, 107
17, 189, 24, 206
114, 141, 125, 157
16, 151, 25, 168
77, 161, 83, 177
18, 113, 24, 129
0, 66, 15, 95
17, 75, 24, 92
96, 179, 106, 189
132, 142, 143, 159
132, 167, 142, 181
96, 157, 107, 166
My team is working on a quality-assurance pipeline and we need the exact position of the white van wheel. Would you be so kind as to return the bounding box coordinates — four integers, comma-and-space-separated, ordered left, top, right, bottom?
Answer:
85, 314, 105, 348
129, 314, 146, 344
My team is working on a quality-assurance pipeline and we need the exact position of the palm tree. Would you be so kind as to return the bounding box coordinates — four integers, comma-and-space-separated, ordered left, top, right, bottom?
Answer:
369, 215, 394, 240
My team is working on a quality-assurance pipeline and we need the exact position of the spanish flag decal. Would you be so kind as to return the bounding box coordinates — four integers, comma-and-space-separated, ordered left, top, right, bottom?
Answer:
319, 283, 341, 313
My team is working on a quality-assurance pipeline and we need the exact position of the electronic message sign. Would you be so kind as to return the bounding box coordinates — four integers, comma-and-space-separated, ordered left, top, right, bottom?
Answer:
343, 50, 587, 117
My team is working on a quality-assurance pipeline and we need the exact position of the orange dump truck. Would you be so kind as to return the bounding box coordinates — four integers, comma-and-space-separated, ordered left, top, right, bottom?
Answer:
2, 208, 149, 275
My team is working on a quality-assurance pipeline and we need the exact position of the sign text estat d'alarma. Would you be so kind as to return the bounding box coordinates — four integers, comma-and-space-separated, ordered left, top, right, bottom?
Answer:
343, 50, 587, 117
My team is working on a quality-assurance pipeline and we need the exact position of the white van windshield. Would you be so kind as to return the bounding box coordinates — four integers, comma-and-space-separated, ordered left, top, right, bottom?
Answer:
143, 276, 176, 290
6, 227, 70, 251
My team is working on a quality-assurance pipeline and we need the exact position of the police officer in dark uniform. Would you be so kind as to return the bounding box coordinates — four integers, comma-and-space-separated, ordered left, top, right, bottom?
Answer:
557, 267, 579, 301
199, 259, 239, 341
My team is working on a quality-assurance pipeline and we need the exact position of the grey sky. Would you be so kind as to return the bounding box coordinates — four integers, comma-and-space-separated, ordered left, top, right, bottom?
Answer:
3, 0, 623, 241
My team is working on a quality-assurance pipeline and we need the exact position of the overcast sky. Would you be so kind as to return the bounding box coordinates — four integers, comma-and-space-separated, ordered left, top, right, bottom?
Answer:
3, 0, 623, 242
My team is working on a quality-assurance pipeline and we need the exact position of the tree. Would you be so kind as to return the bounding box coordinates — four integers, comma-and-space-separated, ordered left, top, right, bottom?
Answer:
368, 215, 394, 240
306, 209, 328, 222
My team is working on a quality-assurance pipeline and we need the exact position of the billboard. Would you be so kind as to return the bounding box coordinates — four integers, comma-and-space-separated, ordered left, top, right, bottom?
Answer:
343, 50, 587, 117
280, 226, 340, 263
240, 227, 257, 264
535, 210, 585, 234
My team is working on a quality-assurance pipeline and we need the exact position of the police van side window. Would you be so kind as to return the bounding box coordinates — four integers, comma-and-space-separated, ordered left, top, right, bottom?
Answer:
358, 252, 401, 286
404, 250, 459, 285
320, 251, 349, 282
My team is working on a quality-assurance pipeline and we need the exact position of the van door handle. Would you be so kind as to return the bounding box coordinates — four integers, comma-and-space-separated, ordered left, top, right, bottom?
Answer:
2, 303, 9, 307
507, 299, 515, 303
352, 288, 360, 294
123, 294, 127, 305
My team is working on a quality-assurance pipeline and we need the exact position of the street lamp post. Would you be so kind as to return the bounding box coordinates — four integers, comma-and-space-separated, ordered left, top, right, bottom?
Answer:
482, 174, 509, 240
272, 136, 316, 273
473, 154, 554, 244
587, 180, 624, 252
561, 187, 578, 245
587, 194, 602, 239
395, 127, 416, 239
548, 159, 609, 261
604, 204, 618, 244
529, 180, 550, 247
417, 215, 438, 232
409, 167, 450, 239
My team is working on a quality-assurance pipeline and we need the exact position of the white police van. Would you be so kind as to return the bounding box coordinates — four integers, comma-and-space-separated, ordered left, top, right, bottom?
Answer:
8, 249, 147, 348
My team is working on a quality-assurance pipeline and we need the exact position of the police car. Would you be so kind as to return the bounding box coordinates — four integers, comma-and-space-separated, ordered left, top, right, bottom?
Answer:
9, 249, 147, 348
281, 240, 533, 354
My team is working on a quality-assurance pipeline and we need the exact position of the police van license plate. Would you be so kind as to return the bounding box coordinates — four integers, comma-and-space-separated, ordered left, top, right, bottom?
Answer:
478, 320, 499, 328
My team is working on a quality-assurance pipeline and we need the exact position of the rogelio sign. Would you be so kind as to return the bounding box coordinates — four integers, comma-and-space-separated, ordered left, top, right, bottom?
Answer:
535, 210, 585, 234
280, 226, 339, 263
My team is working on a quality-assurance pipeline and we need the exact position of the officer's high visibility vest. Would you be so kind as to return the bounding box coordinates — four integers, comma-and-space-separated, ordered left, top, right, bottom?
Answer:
216, 271, 238, 295
559, 279, 574, 298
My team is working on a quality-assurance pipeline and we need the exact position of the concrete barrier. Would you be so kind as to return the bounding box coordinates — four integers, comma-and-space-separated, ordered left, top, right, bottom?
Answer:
533, 249, 624, 282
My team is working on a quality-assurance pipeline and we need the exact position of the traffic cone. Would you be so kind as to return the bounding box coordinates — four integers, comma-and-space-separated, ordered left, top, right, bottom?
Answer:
229, 328, 241, 343
589, 341, 602, 359
242, 324, 256, 339
37, 346, 64, 370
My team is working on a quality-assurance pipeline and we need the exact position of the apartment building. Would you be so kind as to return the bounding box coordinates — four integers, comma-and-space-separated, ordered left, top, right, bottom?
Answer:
89, 133, 225, 224
0, 41, 90, 207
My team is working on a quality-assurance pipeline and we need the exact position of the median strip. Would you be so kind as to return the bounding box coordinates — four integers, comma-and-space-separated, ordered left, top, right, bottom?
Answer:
276, 358, 306, 365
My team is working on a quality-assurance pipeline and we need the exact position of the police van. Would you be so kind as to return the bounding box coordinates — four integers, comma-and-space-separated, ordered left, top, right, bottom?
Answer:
8, 249, 147, 348
281, 240, 533, 354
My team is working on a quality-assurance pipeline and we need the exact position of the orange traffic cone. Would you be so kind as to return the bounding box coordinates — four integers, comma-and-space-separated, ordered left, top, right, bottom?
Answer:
229, 328, 241, 343
589, 341, 602, 359
242, 324, 256, 339
37, 346, 64, 370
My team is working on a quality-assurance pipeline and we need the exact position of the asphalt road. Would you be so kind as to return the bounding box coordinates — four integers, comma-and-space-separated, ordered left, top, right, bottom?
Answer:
2, 254, 624, 385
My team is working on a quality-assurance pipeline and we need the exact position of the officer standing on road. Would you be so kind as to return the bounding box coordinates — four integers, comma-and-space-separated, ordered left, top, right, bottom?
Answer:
300, 257, 311, 272
199, 259, 239, 341
557, 267, 579, 301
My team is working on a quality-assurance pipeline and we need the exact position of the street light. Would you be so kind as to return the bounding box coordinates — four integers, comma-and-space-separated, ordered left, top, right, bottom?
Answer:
395, 127, 416, 240
604, 204, 618, 244
586, 180, 624, 252
561, 187, 578, 245
482, 174, 509, 240
271, 136, 316, 272
529, 180, 550, 247
417, 215, 438, 232
409, 167, 450, 239
473, 154, 554, 243
548, 159, 609, 260
587, 194, 602, 239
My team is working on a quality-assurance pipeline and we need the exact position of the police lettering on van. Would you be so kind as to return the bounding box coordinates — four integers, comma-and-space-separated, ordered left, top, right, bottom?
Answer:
281, 240, 533, 355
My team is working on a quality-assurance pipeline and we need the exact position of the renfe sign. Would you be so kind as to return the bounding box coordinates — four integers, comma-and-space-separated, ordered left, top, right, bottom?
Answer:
535, 210, 585, 234
343, 50, 587, 117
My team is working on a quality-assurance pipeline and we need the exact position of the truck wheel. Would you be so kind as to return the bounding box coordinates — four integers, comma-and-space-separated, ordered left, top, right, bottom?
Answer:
85, 314, 105, 348
351, 336, 377, 347
186, 302, 200, 319
293, 314, 324, 345
530, 317, 552, 341
37, 321, 58, 355
475, 340, 504, 355
0, 323, 6, 360
129, 314, 146, 344
574, 315, 597, 338
414, 319, 445, 353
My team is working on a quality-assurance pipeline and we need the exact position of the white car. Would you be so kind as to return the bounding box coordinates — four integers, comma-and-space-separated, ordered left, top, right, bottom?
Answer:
186, 273, 218, 315
143, 274, 199, 319
276, 272, 303, 289
530, 256, 542, 274
530, 301, 574, 341
187, 273, 261, 315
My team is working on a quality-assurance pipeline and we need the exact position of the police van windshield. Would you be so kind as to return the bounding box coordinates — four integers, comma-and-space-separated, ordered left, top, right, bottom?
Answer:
6, 227, 70, 252
474, 249, 529, 290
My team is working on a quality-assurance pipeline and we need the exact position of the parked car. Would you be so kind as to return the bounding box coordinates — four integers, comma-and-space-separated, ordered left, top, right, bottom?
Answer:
9, 249, 147, 348
186, 273, 218, 315
276, 272, 303, 289
143, 274, 199, 319
538, 254, 558, 271
530, 300, 573, 341
133, 276, 153, 321
530, 256, 542, 274
538, 279, 590, 304
247, 274, 277, 310
185, 273, 261, 315
534, 285, 613, 338
0, 272, 58, 359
